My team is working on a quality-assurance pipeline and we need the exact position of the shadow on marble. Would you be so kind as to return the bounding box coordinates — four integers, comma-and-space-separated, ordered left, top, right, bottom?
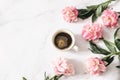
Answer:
70, 34, 89, 53
69, 59, 86, 76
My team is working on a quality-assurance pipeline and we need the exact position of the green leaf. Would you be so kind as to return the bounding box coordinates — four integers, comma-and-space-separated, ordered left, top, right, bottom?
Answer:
89, 41, 111, 55
117, 55, 120, 69
103, 39, 117, 53
78, 9, 88, 14
87, 5, 98, 10
101, 2, 109, 10
77, 0, 115, 21
96, 5, 102, 17
23, 77, 27, 80
44, 72, 49, 80
115, 39, 120, 51
78, 9, 94, 19
53, 75, 58, 80
114, 28, 120, 39
49, 75, 63, 80
56, 74, 63, 79
116, 65, 120, 68
117, 12, 120, 14
92, 13, 97, 22
114, 28, 120, 51
103, 56, 114, 66
118, 55, 120, 60
101, 0, 115, 10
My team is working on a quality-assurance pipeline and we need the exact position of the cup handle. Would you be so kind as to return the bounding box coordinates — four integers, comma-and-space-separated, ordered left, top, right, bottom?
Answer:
73, 45, 79, 51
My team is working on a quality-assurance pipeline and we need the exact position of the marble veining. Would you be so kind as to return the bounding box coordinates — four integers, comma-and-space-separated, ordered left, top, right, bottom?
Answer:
0, 0, 120, 80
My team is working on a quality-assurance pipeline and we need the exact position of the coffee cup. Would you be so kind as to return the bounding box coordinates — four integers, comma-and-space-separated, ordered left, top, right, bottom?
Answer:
52, 29, 78, 51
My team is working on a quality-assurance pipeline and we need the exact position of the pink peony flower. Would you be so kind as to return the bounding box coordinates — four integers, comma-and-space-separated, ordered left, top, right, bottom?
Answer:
81, 23, 103, 41
86, 57, 106, 75
62, 6, 78, 22
101, 9, 119, 28
53, 57, 75, 76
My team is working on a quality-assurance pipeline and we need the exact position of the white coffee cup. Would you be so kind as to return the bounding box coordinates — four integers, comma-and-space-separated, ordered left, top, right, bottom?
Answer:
52, 29, 78, 51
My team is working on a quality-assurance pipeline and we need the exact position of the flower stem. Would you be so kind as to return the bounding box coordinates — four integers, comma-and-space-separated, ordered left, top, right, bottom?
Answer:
98, 0, 115, 6
49, 74, 63, 80
115, 52, 120, 55
103, 53, 114, 60
103, 51, 120, 61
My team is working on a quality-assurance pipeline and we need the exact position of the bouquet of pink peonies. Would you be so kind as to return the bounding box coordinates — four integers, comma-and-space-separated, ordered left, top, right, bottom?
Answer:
44, 58, 75, 80
23, 0, 120, 80
53, 0, 120, 79
83, 27, 120, 75
62, 0, 119, 23
23, 58, 75, 80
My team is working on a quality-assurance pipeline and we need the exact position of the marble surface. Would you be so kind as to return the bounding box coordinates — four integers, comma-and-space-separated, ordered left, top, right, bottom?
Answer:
0, 0, 120, 80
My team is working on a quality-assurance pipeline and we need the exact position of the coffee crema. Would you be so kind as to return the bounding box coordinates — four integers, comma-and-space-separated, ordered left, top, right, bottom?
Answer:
54, 32, 72, 49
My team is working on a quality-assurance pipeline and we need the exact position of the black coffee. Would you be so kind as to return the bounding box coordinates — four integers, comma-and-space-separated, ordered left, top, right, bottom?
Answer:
54, 32, 72, 49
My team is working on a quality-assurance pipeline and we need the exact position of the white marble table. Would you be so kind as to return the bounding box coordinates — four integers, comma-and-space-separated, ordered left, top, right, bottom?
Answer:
0, 0, 120, 80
